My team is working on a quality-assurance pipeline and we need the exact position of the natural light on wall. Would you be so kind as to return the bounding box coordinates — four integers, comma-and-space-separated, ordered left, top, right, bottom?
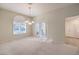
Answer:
72, 19, 79, 25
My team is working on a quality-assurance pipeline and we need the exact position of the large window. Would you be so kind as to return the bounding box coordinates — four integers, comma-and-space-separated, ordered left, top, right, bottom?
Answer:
13, 15, 27, 35
13, 22, 26, 35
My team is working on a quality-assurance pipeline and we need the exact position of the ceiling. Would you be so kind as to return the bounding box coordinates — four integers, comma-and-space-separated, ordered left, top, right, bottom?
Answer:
0, 3, 73, 17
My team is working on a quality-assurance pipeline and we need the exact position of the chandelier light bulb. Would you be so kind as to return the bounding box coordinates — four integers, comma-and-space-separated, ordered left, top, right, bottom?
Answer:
32, 21, 34, 23
28, 22, 32, 25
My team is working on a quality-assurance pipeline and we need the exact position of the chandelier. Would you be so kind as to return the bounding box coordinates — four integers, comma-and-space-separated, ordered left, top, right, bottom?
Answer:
27, 3, 32, 16
25, 3, 34, 25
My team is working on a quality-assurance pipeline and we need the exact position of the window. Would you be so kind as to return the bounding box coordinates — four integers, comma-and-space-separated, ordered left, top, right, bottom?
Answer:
13, 15, 26, 35
13, 22, 26, 35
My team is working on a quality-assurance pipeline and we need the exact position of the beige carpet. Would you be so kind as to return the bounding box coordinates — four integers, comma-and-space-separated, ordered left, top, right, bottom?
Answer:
0, 37, 78, 55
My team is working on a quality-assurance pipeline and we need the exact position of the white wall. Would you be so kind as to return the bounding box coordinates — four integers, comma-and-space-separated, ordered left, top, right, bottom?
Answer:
33, 4, 79, 43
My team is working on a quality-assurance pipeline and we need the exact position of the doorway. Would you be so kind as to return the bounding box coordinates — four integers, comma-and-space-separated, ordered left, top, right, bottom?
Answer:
65, 15, 79, 46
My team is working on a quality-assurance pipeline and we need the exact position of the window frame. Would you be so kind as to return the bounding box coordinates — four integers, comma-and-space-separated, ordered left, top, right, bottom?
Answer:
13, 22, 27, 35
13, 15, 27, 35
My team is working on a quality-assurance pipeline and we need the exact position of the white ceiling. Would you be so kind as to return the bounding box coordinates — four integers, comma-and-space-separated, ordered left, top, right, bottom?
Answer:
0, 3, 73, 17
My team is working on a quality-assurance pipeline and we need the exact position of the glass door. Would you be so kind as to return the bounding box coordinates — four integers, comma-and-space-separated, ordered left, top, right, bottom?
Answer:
35, 22, 47, 38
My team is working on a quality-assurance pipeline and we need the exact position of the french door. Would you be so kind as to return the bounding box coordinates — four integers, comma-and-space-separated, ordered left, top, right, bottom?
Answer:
35, 22, 47, 38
